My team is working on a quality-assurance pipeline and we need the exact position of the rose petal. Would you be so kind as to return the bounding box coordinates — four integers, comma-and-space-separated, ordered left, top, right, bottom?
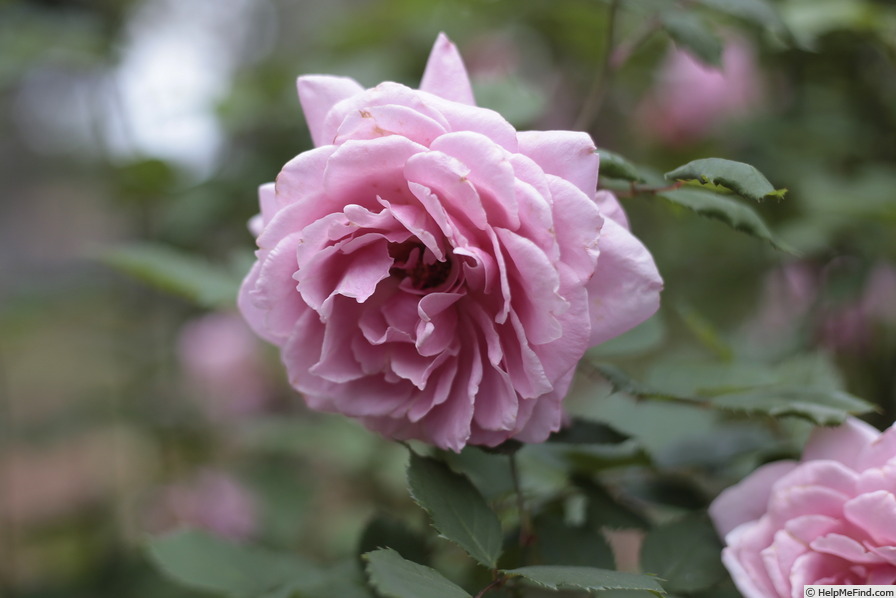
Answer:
297, 75, 365, 146
710, 460, 799, 538
419, 32, 476, 105
844, 490, 896, 546
517, 129, 598, 200
586, 217, 663, 345
803, 417, 880, 470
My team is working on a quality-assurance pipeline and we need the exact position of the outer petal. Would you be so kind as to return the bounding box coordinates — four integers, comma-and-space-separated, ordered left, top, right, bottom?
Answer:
595, 189, 630, 230
802, 417, 879, 470
587, 217, 663, 345
249, 183, 277, 237
710, 460, 799, 538
516, 130, 599, 199
419, 32, 475, 106
297, 75, 365, 146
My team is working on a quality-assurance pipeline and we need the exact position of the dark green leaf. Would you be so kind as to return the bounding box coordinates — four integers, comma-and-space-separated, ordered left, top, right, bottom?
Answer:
660, 11, 722, 66
695, 0, 787, 34
665, 158, 787, 202
548, 418, 630, 445
532, 514, 615, 568
579, 479, 650, 530
592, 363, 695, 403
102, 243, 241, 308
640, 514, 726, 593
406, 453, 503, 569
504, 565, 665, 594
554, 440, 652, 472
358, 514, 429, 565
657, 188, 796, 253
442, 448, 515, 500
308, 560, 374, 598
147, 530, 324, 597
363, 548, 472, 598
630, 475, 710, 510
597, 148, 645, 183
711, 386, 876, 425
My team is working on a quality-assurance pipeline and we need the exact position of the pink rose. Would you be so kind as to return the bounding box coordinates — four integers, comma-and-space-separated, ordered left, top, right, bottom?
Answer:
145, 470, 257, 541
637, 36, 764, 146
710, 418, 896, 596
177, 311, 272, 420
239, 33, 662, 451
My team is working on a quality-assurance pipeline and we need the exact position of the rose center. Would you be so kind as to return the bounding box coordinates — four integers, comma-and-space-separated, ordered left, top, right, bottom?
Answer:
388, 241, 452, 290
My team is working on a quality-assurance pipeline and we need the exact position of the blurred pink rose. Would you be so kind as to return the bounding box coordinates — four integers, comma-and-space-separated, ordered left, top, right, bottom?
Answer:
746, 261, 819, 347
145, 470, 257, 541
239, 33, 662, 451
710, 418, 896, 595
819, 261, 896, 353
637, 37, 764, 146
177, 312, 271, 419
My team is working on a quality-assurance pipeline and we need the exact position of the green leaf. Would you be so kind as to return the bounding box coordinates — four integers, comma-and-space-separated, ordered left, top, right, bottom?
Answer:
597, 148, 645, 183
305, 560, 373, 598
103, 243, 241, 308
711, 386, 876, 426
504, 565, 665, 594
640, 514, 726, 593
147, 530, 324, 597
363, 548, 472, 598
592, 363, 695, 403
660, 11, 723, 66
548, 418, 631, 445
695, 0, 787, 33
657, 187, 796, 253
579, 479, 651, 530
588, 313, 666, 357
406, 453, 503, 569
665, 158, 787, 202
532, 514, 615, 568
358, 514, 429, 565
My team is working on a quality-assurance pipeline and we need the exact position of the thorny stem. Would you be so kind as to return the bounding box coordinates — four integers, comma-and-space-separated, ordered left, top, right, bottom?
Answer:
574, 0, 619, 131
474, 573, 506, 598
509, 452, 534, 548
616, 180, 685, 198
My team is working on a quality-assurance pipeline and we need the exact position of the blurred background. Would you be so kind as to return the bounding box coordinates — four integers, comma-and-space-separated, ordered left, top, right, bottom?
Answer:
1, 0, 895, 595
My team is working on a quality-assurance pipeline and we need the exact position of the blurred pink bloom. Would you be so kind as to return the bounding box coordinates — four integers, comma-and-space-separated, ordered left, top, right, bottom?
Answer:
747, 262, 819, 346
819, 261, 896, 353
238, 33, 662, 451
710, 418, 896, 595
177, 311, 271, 419
145, 470, 257, 541
637, 37, 764, 146
861, 262, 896, 326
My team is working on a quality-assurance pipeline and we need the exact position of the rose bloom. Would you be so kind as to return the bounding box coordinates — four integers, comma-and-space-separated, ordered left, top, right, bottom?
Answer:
710, 418, 896, 595
177, 311, 271, 420
239, 33, 662, 451
636, 36, 763, 147
145, 470, 257, 541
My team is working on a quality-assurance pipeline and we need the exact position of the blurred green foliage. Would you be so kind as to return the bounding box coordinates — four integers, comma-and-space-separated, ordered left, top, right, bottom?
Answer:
1, 0, 895, 596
